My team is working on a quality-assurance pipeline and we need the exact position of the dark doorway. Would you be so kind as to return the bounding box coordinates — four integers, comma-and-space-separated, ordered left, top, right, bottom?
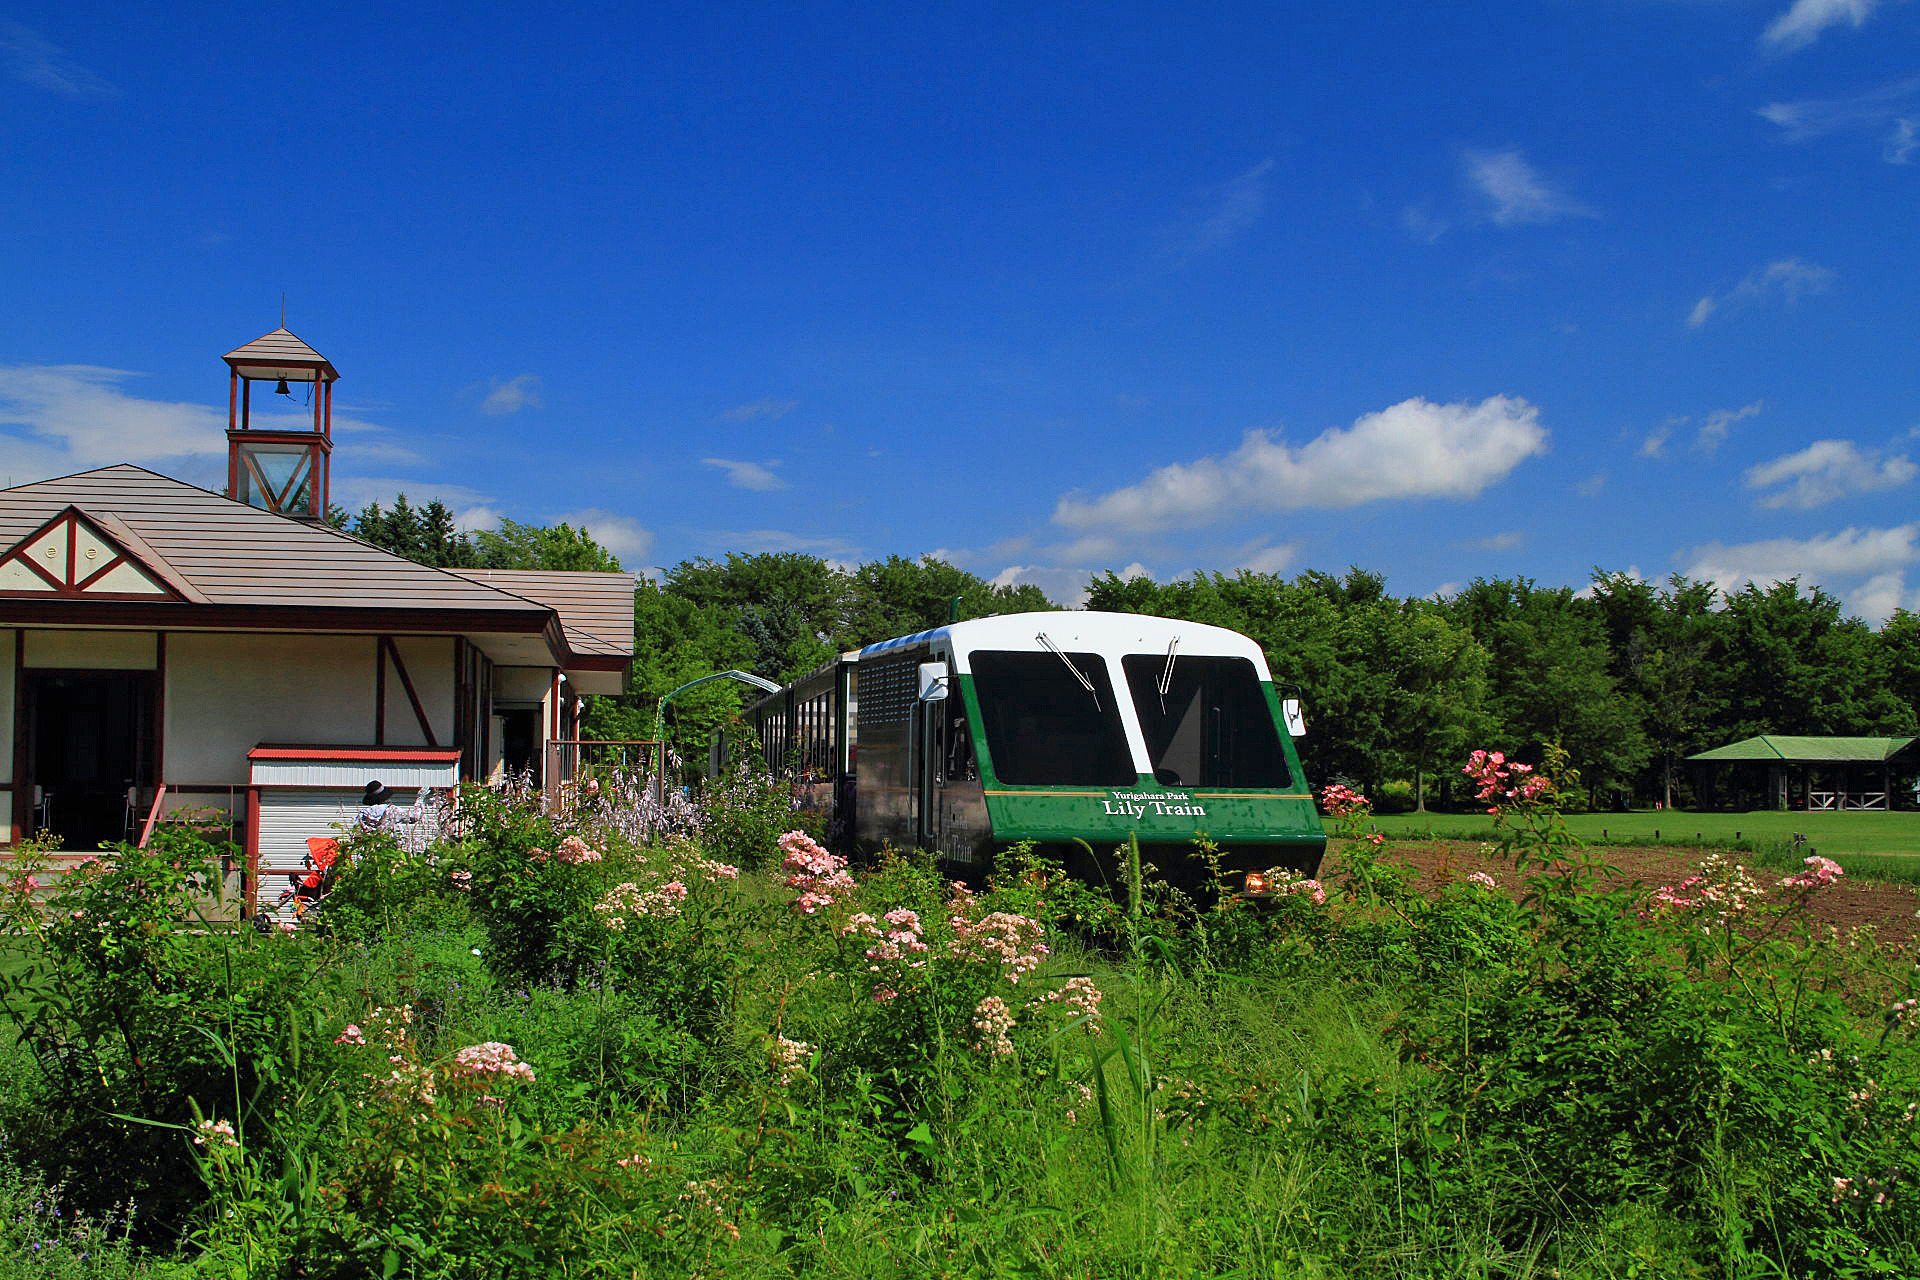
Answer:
23, 670, 157, 851
499, 707, 541, 786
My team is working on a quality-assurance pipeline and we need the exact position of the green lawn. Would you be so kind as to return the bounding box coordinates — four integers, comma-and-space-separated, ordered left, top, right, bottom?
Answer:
1357, 808, 1920, 857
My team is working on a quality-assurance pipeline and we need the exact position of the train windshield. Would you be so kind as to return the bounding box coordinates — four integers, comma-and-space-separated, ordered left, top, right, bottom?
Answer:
1121, 654, 1292, 789
968, 650, 1136, 786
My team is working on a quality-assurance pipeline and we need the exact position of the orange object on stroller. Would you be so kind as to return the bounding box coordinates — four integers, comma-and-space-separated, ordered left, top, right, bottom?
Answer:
301, 836, 341, 890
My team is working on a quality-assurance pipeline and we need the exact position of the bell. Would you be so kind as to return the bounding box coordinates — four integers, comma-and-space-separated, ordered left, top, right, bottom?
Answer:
273, 378, 292, 396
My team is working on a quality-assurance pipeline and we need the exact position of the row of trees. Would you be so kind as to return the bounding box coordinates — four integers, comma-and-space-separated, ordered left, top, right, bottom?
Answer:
349, 495, 1920, 809
1091, 568, 1918, 808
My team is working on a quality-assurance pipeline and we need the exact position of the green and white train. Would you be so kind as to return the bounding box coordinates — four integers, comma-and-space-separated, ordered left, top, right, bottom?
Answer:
728, 612, 1326, 892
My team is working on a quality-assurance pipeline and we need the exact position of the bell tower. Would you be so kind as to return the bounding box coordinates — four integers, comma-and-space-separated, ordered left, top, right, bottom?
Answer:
223, 325, 339, 521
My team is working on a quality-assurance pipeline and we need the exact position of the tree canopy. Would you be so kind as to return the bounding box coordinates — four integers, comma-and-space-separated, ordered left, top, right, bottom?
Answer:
347, 503, 1919, 805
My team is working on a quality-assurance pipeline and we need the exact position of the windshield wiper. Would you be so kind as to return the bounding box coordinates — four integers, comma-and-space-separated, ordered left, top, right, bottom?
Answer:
1157, 635, 1180, 714
1035, 632, 1100, 710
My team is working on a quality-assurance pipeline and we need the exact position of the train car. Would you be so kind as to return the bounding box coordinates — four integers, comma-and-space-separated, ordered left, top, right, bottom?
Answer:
734, 611, 1324, 891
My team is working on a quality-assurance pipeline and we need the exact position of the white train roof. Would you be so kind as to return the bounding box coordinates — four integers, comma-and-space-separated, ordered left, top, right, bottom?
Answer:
859, 611, 1273, 679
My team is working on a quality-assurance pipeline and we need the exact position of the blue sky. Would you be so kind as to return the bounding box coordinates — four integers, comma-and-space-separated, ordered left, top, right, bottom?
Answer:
3, 1, 1918, 619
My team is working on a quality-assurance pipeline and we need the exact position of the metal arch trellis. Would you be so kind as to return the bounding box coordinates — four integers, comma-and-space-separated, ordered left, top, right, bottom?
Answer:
653, 669, 783, 749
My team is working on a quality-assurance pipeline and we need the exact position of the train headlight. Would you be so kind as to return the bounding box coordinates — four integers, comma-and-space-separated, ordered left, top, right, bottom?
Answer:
1243, 870, 1269, 895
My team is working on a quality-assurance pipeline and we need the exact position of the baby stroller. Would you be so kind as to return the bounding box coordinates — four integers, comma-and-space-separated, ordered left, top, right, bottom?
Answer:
256, 836, 341, 932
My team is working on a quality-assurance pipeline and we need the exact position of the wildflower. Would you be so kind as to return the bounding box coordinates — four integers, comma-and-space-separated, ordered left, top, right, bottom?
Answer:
948, 908, 1050, 981
448, 1041, 536, 1083
556, 834, 603, 865
1034, 975, 1104, 1031
191, 1119, 238, 1149
1466, 871, 1498, 891
1890, 998, 1918, 1028
970, 995, 1016, 1057
1779, 855, 1843, 890
595, 879, 687, 927
1264, 873, 1326, 904
677, 1179, 741, 1240
779, 830, 856, 913
334, 1024, 367, 1046
771, 1035, 814, 1087
616, 1153, 651, 1169
1319, 783, 1370, 817
1649, 854, 1764, 925
449, 870, 473, 890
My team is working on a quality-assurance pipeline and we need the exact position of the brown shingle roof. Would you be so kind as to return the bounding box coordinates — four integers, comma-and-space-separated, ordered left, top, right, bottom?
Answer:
0, 465, 538, 618
450, 569, 636, 658
222, 328, 339, 380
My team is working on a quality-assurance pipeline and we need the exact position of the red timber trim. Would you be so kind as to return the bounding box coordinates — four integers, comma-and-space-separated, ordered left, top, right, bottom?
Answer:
453, 638, 472, 782
378, 637, 439, 748
0, 602, 556, 641
228, 369, 239, 433
247, 745, 461, 763
243, 784, 261, 919
9, 634, 22, 844
152, 631, 166, 789
374, 636, 386, 745
0, 507, 182, 602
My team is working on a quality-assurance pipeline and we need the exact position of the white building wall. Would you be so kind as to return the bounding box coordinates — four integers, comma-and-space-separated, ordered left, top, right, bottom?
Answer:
165, 634, 379, 785
380, 637, 457, 747
21, 629, 157, 670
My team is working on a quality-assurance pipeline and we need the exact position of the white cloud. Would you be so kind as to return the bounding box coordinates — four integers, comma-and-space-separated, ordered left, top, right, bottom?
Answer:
451, 504, 504, 534
1688, 257, 1835, 327
1684, 524, 1919, 585
1462, 148, 1595, 227
1576, 471, 1607, 497
718, 397, 798, 423
1696, 400, 1764, 453
701, 457, 787, 491
1761, 0, 1880, 51
1759, 77, 1920, 160
1228, 541, 1298, 575
707, 528, 858, 557
0, 19, 117, 97
480, 374, 543, 416
1639, 424, 1675, 458
555, 507, 654, 566
1743, 439, 1917, 508
1054, 395, 1548, 532
1851, 572, 1917, 624
1401, 204, 1449, 244
0, 364, 226, 483
1163, 159, 1274, 264
1889, 118, 1919, 163
1686, 527, 1920, 624
1468, 530, 1526, 552
329, 476, 497, 515
989, 564, 1089, 607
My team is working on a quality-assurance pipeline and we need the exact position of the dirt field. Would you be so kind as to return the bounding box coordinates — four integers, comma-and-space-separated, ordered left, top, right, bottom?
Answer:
1334, 840, 1920, 948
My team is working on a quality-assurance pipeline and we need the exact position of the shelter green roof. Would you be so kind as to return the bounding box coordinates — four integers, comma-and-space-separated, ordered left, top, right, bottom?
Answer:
1687, 735, 1918, 763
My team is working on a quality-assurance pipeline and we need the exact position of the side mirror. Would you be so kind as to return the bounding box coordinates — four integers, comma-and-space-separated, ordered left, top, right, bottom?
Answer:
918, 662, 950, 702
1281, 698, 1307, 737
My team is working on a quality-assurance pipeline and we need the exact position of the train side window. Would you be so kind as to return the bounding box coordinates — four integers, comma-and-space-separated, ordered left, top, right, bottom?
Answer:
1120, 654, 1291, 789
968, 650, 1135, 786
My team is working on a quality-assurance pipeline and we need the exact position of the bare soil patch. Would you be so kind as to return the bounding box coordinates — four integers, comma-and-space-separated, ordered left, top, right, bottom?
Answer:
1333, 840, 1920, 948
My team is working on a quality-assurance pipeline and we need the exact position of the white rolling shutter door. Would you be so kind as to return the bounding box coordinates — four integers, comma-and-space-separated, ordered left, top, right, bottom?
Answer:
255, 790, 358, 917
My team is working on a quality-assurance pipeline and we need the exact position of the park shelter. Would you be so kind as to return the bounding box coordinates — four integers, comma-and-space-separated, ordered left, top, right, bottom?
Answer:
1685, 735, 1919, 811
0, 326, 636, 913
